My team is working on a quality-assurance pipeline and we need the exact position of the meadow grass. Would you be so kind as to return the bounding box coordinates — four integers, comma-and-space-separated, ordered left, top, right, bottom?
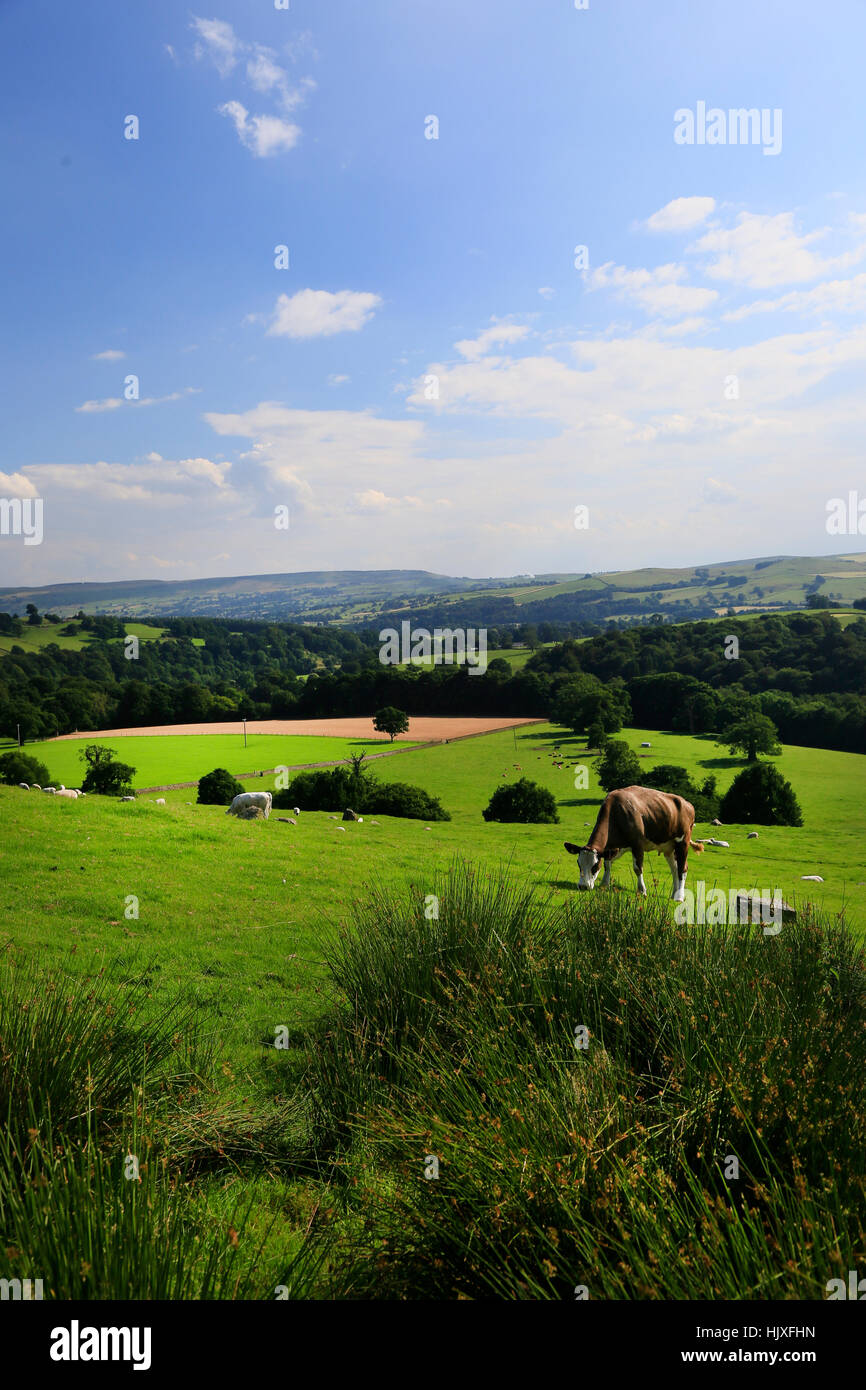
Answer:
2, 722, 865, 1297
7, 732, 417, 789
299, 862, 866, 1298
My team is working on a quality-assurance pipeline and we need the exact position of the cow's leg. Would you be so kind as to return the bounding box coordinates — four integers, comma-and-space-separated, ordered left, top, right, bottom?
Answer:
601, 847, 624, 888
666, 847, 687, 903
673, 839, 689, 903
632, 848, 647, 896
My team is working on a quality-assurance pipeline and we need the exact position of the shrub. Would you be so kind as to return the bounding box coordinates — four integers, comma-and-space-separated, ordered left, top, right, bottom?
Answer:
197, 767, 245, 805
0, 750, 51, 786
369, 781, 450, 822
274, 765, 450, 821
482, 777, 559, 824
720, 762, 804, 826
643, 763, 720, 822
595, 740, 642, 792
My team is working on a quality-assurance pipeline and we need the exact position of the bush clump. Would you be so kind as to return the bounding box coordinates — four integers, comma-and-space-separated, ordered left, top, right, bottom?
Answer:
197, 767, 245, 805
274, 763, 449, 821
643, 764, 720, 822
482, 777, 559, 824
720, 762, 804, 826
0, 750, 51, 786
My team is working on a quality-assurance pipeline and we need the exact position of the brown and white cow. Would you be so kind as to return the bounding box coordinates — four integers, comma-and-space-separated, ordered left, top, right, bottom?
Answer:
564, 786, 703, 903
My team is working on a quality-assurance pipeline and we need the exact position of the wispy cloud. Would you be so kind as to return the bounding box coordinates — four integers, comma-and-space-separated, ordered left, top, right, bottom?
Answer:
74, 388, 199, 414
455, 322, 531, 360
91, 348, 126, 361
646, 196, 716, 233
191, 16, 314, 156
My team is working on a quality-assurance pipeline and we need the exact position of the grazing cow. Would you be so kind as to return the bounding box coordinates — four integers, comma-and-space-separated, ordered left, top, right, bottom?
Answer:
564, 785, 702, 903
226, 791, 272, 821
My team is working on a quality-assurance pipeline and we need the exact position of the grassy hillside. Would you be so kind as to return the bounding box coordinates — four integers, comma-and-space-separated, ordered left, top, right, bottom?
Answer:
2, 722, 863, 1300
3, 554, 865, 623
0, 621, 196, 658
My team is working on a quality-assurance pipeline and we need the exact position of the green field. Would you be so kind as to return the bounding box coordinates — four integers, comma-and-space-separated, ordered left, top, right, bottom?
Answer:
7, 732, 420, 789
0, 621, 185, 657
2, 720, 864, 1299
5, 726, 864, 1001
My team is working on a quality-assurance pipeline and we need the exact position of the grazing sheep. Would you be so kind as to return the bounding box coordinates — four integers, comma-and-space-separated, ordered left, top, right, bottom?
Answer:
32, 784, 41, 790
293, 806, 300, 816
155, 798, 166, 806
120, 796, 135, 802
17, 783, 29, 790
801, 875, 824, 883
226, 791, 272, 820
747, 831, 759, 839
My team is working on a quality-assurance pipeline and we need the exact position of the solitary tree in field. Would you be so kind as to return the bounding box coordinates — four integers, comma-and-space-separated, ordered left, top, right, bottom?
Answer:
78, 744, 136, 797
718, 711, 781, 763
373, 707, 409, 742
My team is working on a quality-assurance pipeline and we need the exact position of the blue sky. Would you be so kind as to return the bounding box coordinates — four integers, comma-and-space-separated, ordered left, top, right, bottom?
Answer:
2, 0, 866, 585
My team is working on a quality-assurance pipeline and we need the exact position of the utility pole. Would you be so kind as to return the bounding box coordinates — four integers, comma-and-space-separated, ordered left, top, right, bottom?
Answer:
17, 723, 21, 748
243, 717, 247, 749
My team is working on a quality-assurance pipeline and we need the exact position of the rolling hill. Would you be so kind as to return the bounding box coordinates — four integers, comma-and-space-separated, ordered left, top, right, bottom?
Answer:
2, 553, 865, 627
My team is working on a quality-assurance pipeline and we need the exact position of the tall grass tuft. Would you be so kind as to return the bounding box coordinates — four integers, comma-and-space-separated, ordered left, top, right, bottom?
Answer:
305, 859, 866, 1299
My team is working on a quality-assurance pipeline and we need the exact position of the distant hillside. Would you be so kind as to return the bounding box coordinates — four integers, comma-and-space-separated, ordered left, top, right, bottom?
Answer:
2, 554, 865, 626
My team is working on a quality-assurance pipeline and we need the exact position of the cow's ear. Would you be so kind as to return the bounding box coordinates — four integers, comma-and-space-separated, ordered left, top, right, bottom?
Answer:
564, 842, 579, 855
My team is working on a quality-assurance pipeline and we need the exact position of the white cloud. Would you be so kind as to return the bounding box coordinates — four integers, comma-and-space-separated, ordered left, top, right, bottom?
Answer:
190, 17, 240, 76
218, 101, 301, 157
455, 323, 531, 360
0, 470, 38, 498
25, 457, 235, 504
691, 211, 866, 288
328, 374, 350, 385
74, 389, 199, 413
91, 349, 126, 361
192, 19, 314, 155
646, 197, 716, 233
589, 262, 718, 318
266, 289, 382, 339
537, 287, 555, 300
724, 271, 866, 321
75, 398, 123, 414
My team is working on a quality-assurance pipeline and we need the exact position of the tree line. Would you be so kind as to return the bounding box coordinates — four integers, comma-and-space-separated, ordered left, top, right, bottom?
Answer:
1, 609, 864, 756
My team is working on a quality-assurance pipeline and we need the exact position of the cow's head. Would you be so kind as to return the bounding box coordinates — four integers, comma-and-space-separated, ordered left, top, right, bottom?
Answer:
564, 842, 603, 890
